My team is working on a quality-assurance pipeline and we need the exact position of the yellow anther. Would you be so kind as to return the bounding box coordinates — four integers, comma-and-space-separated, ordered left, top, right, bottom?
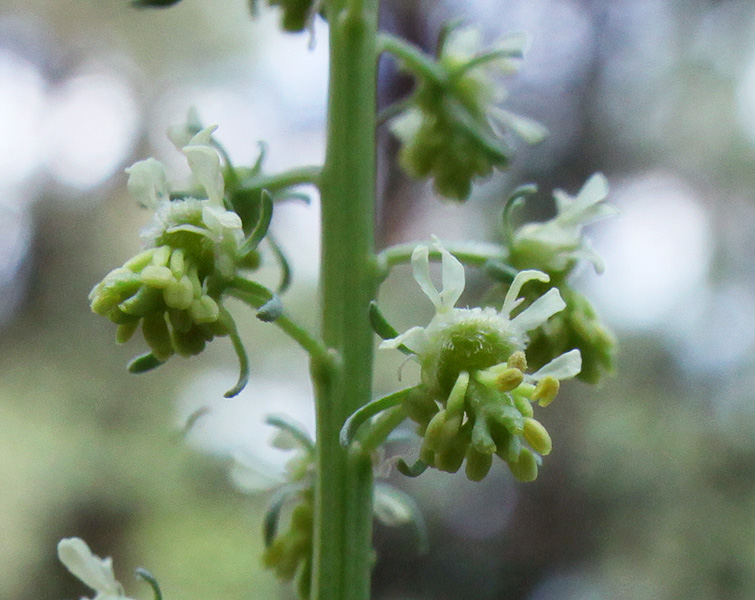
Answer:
532, 376, 559, 406
496, 367, 523, 392
507, 350, 527, 372
523, 418, 552, 455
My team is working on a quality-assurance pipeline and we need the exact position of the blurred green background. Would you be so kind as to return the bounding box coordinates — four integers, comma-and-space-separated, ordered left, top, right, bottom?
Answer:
3, 1, 755, 599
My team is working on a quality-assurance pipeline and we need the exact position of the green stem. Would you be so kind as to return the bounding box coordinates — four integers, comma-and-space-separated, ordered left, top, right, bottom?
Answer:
226, 280, 329, 363
238, 165, 322, 191
313, 1, 379, 599
376, 241, 510, 280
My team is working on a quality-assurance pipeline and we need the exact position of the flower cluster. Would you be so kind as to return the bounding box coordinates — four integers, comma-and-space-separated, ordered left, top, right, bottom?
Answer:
234, 415, 426, 598
390, 26, 547, 201
505, 174, 617, 383
89, 126, 244, 366
380, 240, 581, 481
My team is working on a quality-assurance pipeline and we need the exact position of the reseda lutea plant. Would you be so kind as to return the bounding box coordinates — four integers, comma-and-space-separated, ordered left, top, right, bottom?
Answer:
60, 2, 616, 600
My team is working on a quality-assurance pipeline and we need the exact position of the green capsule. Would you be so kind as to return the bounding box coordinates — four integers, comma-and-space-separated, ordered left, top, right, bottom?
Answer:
465, 448, 493, 482
513, 394, 534, 418
141, 312, 174, 361
140, 265, 175, 289
163, 275, 194, 310
423, 409, 451, 451
471, 416, 496, 454
116, 320, 140, 344
189, 295, 220, 324
509, 447, 538, 482
169, 248, 186, 279
118, 286, 163, 317
435, 446, 465, 474
123, 249, 155, 273
151, 245, 172, 267
89, 268, 142, 315
171, 325, 207, 357
168, 308, 193, 333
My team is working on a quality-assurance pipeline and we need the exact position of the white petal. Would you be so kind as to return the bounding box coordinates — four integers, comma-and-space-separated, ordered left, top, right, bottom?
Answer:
494, 31, 530, 56
183, 145, 224, 206
185, 124, 218, 147
379, 326, 427, 354
493, 108, 548, 144
502, 270, 550, 315
202, 206, 242, 235
531, 349, 582, 381
432, 236, 465, 311
411, 245, 443, 311
373, 485, 413, 526
575, 173, 609, 209
510, 287, 565, 332
166, 107, 203, 150
57, 538, 120, 594
125, 158, 169, 209
229, 451, 284, 492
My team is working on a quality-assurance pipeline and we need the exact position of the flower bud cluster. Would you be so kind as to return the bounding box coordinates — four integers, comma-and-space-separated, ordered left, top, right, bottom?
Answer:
90, 245, 232, 361
390, 27, 546, 201
407, 350, 569, 482
381, 239, 581, 482
89, 125, 244, 365
263, 490, 314, 599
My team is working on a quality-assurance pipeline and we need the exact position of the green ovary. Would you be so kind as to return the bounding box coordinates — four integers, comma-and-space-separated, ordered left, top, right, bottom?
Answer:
421, 310, 521, 396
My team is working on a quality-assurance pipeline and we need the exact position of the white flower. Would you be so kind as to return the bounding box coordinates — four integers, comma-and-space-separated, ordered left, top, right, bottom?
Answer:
380, 237, 566, 361
57, 537, 134, 600
512, 173, 617, 273
124, 125, 243, 278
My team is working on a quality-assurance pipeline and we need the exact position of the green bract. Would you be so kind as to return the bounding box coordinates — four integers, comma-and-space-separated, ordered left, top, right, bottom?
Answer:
89, 126, 243, 365
389, 27, 547, 201
380, 239, 581, 481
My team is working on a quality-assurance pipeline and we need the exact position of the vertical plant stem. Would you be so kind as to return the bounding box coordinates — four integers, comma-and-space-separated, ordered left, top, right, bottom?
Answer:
312, 1, 379, 599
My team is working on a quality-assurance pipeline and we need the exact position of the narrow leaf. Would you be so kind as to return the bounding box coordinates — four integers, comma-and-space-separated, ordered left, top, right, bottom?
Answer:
340, 388, 417, 447
135, 568, 163, 600
239, 189, 273, 257
483, 260, 518, 284
397, 458, 429, 478
369, 301, 412, 356
267, 235, 292, 293
222, 310, 250, 398
263, 486, 301, 547
266, 414, 315, 454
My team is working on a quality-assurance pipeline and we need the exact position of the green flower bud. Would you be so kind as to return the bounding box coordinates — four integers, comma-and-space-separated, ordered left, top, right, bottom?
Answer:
508, 447, 538, 482
116, 321, 140, 344
142, 312, 173, 362
189, 295, 220, 324
140, 265, 174, 288
465, 447, 493, 482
